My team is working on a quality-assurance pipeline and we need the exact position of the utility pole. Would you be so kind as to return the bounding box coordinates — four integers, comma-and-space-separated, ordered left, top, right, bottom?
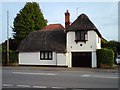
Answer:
76, 7, 80, 17
76, 8, 78, 17
7, 11, 9, 66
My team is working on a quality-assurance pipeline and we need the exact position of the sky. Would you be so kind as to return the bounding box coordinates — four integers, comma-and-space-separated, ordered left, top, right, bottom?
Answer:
0, 0, 119, 43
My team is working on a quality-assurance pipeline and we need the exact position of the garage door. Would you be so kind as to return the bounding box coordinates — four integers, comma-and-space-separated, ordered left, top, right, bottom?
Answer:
72, 52, 91, 67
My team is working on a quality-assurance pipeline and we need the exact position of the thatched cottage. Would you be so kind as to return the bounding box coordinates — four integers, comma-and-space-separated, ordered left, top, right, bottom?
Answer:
18, 10, 102, 68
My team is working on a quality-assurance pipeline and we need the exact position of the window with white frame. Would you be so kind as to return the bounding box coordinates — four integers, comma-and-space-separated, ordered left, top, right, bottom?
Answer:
98, 37, 99, 43
40, 51, 52, 60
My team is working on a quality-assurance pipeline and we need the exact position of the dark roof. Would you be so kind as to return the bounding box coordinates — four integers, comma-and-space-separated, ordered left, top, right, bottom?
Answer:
42, 24, 64, 30
18, 30, 66, 52
67, 14, 102, 37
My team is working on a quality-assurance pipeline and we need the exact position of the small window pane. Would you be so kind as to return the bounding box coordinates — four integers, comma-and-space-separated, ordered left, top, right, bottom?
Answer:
85, 33, 88, 40
81, 32, 85, 40
98, 37, 99, 43
75, 31, 80, 40
45, 52, 48, 59
41, 52, 44, 59
49, 52, 52, 59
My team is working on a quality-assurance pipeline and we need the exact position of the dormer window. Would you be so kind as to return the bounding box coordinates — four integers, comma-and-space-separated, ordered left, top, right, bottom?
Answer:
75, 30, 88, 43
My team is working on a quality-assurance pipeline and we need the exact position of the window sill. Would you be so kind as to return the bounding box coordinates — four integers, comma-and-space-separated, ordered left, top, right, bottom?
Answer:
75, 40, 87, 42
75, 40, 88, 44
40, 58, 52, 60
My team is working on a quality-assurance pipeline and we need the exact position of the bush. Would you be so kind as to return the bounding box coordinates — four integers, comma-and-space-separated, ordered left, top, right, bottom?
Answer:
97, 48, 114, 68
2, 50, 18, 65
9, 51, 18, 63
102, 40, 120, 63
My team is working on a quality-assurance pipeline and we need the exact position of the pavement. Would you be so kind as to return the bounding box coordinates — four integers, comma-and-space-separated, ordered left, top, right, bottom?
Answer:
2, 65, 119, 73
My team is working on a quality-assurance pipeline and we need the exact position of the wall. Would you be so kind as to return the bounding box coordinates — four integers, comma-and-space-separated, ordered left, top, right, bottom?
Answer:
96, 34, 101, 49
19, 52, 67, 66
57, 53, 67, 66
67, 31, 98, 52
92, 51, 97, 68
66, 52, 72, 67
66, 30, 100, 68
19, 52, 57, 65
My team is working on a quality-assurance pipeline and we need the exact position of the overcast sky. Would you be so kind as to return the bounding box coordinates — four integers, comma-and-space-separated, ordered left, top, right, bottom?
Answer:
0, 0, 119, 43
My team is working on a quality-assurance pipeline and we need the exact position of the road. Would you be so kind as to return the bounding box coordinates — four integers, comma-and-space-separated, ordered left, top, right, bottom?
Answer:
2, 66, 119, 89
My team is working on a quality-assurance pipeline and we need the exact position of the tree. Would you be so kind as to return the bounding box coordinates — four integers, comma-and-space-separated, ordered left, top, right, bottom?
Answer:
101, 37, 108, 48
104, 41, 118, 54
13, 2, 47, 46
102, 40, 120, 63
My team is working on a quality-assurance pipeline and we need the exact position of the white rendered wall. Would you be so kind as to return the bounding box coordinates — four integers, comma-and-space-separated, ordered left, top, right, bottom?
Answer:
66, 52, 72, 67
67, 31, 99, 52
57, 53, 67, 66
92, 51, 97, 68
96, 34, 101, 49
19, 52, 57, 65
66, 30, 101, 68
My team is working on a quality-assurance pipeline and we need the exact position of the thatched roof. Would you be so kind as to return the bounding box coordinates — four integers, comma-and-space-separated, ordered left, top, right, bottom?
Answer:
42, 24, 64, 31
67, 14, 102, 37
18, 30, 66, 52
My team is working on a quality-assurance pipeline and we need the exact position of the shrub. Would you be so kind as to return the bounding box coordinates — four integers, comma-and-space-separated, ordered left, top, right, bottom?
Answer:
102, 40, 120, 63
9, 51, 18, 63
2, 50, 18, 65
97, 48, 114, 68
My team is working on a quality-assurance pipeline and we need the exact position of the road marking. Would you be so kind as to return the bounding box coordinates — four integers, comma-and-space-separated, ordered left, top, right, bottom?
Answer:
3, 84, 13, 87
52, 86, 64, 88
12, 72, 56, 76
33, 85, 47, 88
93, 75, 118, 79
82, 74, 90, 77
82, 74, 118, 79
17, 84, 31, 88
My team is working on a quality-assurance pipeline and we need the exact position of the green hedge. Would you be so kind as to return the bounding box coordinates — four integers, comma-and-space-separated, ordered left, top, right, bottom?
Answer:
97, 48, 114, 68
2, 50, 18, 64
9, 51, 18, 63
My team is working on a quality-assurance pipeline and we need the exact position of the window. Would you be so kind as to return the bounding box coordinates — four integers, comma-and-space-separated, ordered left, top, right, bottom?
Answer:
98, 37, 99, 43
75, 31, 88, 42
40, 51, 52, 60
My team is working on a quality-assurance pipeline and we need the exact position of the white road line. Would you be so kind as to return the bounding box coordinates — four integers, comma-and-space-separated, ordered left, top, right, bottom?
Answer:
52, 86, 64, 88
17, 84, 31, 88
12, 72, 56, 76
93, 75, 118, 79
82, 74, 90, 77
82, 74, 118, 79
33, 85, 47, 88
3, 84, 13, 87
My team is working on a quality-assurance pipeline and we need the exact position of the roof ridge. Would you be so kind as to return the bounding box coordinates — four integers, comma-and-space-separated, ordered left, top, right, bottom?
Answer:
42, 23, 65, 31
78, 13, 88, 19
49, 23, 62, 25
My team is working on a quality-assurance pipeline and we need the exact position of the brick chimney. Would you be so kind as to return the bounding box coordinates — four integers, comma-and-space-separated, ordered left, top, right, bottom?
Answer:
65, 10, 70, 29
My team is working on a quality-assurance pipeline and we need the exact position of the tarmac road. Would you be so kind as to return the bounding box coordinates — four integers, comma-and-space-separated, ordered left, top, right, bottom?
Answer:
2, 66, 119, 89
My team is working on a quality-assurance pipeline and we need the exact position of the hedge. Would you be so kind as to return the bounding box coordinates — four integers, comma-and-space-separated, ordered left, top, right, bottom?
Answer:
97, 48, 114, 68
2, 50, 18, 65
